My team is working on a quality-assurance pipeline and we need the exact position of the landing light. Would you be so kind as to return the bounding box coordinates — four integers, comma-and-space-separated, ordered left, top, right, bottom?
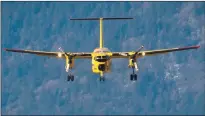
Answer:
58, 52, 62, 57
142, 52, 146, 56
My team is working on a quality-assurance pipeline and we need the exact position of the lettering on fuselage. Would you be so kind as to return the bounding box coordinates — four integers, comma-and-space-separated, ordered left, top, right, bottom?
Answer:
92, 48, 112, 73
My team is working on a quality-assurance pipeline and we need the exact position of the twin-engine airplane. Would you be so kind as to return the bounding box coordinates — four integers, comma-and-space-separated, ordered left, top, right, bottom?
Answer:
5, 17, 200, 81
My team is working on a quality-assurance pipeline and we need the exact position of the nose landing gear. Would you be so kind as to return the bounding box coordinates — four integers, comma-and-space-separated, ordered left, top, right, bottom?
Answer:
99, 71, 105, 82
99, 77, 105, 81
130, 64, 138, 81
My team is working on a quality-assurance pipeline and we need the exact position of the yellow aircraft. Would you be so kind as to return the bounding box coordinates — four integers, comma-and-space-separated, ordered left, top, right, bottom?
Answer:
5, 17, 200, 81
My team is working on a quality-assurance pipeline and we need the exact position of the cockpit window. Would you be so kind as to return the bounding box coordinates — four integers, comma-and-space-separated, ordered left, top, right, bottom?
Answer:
93, 48, 110, 53
94, 56, 109, 62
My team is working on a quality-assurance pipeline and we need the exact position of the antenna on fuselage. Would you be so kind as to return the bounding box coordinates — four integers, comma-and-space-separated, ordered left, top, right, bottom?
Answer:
70, 17, 134, 48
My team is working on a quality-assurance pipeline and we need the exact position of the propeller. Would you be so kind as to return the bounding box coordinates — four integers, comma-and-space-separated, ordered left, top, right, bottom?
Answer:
58, 47, 69, 56
119, 45, 144, 57
133, 46, 144, 71
58, 47, 77, 58
129, 45, 144, 58
58, 47, 72, 72
136, 46, 144, 53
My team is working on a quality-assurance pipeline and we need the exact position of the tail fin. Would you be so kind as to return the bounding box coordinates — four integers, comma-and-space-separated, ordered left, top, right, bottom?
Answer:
70, 17, 134, 48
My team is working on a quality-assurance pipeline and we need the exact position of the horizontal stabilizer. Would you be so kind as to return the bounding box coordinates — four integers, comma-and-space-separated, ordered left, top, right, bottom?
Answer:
70, 17, 134, 21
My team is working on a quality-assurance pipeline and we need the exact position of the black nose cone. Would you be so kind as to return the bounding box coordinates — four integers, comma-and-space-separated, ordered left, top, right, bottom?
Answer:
98, 64, 106, 71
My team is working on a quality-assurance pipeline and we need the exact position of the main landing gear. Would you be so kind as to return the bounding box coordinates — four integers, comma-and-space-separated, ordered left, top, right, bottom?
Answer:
128, 46, 144, 81
66, 65, 75, 82
58, 47, 75, 82
130, 73, 137, 81
67, 74, 74, 81
130, 66, 138, 81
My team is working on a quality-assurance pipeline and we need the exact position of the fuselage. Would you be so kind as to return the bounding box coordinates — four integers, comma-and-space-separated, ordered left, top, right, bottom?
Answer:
91, 47, 112, 74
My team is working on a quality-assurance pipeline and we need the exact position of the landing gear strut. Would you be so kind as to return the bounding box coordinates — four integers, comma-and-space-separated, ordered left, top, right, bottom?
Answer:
59, 47, 75, 82
66, 65, 75, 82
130, 67, 137, 81
99, 72, 105, 82
128, 46, 143, 81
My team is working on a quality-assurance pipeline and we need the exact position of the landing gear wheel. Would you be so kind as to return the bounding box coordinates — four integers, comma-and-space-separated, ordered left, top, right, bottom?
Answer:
130, 74, 137, 81
99, 77, 105, 81
67, 74, 74, 81
130, 74, 133, 81
134, 74, 137, 80
67, 75, 71, 81
71, 75, 74, 81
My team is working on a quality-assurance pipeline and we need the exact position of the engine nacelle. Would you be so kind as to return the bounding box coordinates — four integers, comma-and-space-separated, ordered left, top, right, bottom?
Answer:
128, 58, 135, 68
65, 56, 75, 71
128, 58, 139, 72
68, 58, 75, 69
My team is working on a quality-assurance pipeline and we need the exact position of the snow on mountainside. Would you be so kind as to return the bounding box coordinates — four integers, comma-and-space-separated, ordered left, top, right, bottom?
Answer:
2, 2, 205, 115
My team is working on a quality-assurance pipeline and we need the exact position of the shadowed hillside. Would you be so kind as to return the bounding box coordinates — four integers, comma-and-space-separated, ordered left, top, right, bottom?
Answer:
2, 2, 205, 115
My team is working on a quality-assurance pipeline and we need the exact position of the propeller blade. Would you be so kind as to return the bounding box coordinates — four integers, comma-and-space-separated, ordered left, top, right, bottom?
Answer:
133, 45, 144, 57
58, 47, 70, 56
58, 47, 64, 52
136, 46, 144, 53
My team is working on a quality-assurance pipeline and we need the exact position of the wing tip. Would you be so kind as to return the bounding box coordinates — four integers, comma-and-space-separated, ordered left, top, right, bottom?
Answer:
191, 45, 200, 49
181, 45, 200, 49
4, 48, 8, 51
195, 45, 200, 49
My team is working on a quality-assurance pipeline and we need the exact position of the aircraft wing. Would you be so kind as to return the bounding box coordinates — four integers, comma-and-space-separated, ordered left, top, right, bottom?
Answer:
4, 48, 92, 59
111, 45, 200, 58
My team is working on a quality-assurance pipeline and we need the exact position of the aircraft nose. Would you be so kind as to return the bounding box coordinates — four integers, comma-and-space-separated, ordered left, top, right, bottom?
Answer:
98, 64, 106, 71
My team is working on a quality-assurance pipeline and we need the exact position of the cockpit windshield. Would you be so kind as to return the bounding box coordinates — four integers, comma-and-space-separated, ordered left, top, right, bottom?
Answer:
93, 48, 110, 53
94, 56, 109, 62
